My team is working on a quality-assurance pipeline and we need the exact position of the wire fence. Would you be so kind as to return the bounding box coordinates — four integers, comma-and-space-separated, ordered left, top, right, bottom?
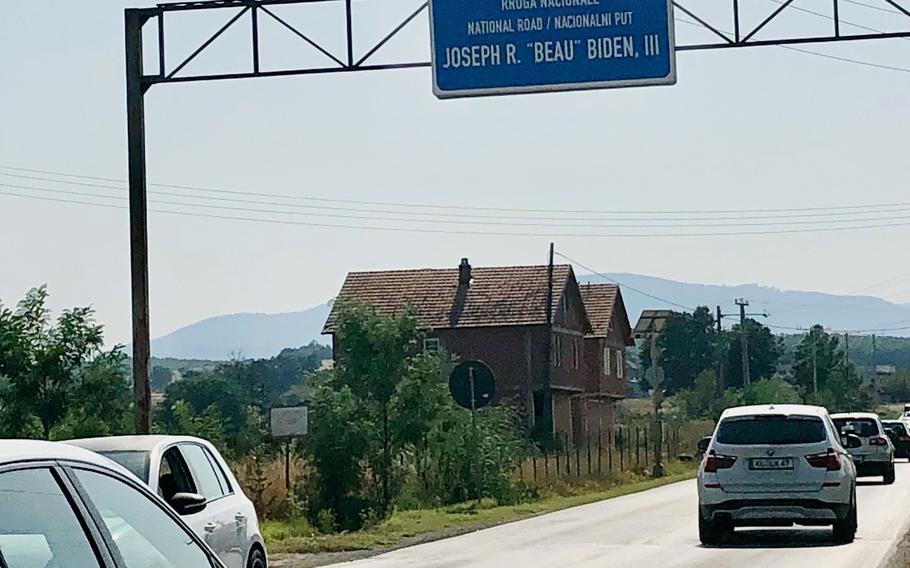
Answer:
518, 421, 715, 483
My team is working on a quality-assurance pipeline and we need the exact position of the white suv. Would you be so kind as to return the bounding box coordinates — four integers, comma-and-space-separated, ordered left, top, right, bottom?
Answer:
697, 404, 860, 545
831, 413, 895, 484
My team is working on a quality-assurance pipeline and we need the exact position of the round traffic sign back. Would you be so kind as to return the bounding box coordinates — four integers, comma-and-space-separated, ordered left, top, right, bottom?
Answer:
449, 360, 496, 410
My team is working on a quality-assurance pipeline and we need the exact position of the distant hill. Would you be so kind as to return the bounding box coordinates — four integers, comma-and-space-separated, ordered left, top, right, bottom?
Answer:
130, 274, 910, 361
127, 303, 332, 360
580, 273, 910, 338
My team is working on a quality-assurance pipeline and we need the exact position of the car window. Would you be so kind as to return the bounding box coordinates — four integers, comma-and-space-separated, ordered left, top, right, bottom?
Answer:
98, 451, 150, 483
0, 468, 101, 568
833, 418, 879, 437
203, 447, 232, 495
179, 444, 226, 501
716, 416, 826, 445
73, 468, 213, 568
159, 447, 195, 501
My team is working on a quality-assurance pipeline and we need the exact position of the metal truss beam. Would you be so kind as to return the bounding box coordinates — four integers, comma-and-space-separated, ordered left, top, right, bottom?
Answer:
135, 0, 910, 89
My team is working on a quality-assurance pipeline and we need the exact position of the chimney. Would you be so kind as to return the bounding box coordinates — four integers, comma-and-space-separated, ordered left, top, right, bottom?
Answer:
458, 258, 472, 286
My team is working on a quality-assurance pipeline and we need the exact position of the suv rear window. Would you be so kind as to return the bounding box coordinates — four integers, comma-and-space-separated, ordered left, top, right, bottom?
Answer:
833, 418, 879, 437
716, 416, 826, 445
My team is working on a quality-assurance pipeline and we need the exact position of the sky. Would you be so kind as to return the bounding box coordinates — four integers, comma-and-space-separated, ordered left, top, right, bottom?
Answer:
2, 0, 910, 346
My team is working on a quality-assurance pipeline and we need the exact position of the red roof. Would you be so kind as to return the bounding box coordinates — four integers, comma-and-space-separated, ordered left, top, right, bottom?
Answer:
323, 264, 575, 333
579, 283, 633, 345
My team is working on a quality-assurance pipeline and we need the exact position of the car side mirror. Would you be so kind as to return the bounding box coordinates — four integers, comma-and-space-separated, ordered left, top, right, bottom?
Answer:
697, 436, 711, 454
168, 492, 207, 516
842, 434, 863, 450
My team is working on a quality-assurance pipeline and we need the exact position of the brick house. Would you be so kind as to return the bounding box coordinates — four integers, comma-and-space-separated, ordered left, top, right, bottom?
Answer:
322, 259, 632, 443
578, 284, 634, 439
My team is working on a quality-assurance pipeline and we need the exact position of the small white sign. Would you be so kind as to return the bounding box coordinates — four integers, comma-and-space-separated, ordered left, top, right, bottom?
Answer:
270, 406, 308, 438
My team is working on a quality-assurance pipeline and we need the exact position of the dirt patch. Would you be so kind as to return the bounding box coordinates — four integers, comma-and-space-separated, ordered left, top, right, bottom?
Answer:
883, 527, 910, 568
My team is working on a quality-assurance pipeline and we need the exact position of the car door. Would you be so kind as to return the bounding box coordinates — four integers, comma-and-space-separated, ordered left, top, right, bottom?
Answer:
177, 443, 244, 568
0, 465, 111, 568
66, 465, 221, 568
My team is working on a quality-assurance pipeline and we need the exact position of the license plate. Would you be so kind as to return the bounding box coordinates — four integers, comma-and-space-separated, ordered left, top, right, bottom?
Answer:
853, 455, 865, 463
750, 457, 794, 470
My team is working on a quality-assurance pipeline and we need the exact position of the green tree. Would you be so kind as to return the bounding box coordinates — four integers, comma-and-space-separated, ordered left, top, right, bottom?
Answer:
155, 374, 253, 456
644, 307, 717, 394
724, 319, 784, 388
793, 326, 870, 412
306, 372, 373, 530
333, 301, 421, 515
0, 286, 130, 439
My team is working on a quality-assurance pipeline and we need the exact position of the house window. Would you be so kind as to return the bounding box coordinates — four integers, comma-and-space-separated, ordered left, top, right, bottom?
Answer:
424, 337, 440, 354
603, 346, 612, 376
533, 391, 545, 419
553, 335, 562, 367
573, 338, 580, 369
617, 349, 625, 378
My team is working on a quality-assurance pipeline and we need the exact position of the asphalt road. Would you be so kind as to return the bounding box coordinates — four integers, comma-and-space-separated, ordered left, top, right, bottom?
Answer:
324, 461, 910, 568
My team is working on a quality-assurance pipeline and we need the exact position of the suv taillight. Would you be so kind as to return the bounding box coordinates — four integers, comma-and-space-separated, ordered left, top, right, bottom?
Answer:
704, 452, 736, 473
806, 449, 841, 471
871, 436, 889, 446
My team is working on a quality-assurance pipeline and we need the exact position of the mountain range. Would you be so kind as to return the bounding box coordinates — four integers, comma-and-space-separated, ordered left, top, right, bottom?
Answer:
136, 274, 910, 360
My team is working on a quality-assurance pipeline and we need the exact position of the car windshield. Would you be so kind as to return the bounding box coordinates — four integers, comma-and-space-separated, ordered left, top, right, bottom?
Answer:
98, 450, 151, 482
716, 416, 826, 445
833, 418, 879, 438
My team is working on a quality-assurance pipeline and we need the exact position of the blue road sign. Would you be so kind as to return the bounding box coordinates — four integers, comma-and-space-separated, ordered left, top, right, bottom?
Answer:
429, 0, 676, 98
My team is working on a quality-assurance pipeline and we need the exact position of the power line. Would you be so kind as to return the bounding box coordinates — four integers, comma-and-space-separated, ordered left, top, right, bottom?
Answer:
781, 44, 910, 73
676, 16, 910, 73
553, 251, 697, 311
842, 0, 904, 14
766, 0, 909, 38
9, 184, 910, 238
14, 180, 910, 230
7, 163, 910, 217
11, 170, 910, 223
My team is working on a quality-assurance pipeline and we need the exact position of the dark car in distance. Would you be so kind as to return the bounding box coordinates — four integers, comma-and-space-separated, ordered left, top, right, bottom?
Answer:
882, 420, 910, 460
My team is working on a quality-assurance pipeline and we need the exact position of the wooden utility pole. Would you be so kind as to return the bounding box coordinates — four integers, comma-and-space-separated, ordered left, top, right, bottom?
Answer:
542, 242, 555, 440
736, 299, 751, 386
715, 305, 725, 394
126, 9, 152, 434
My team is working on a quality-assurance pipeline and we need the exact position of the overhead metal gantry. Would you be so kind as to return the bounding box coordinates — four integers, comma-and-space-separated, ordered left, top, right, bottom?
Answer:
125, 0, 910, 432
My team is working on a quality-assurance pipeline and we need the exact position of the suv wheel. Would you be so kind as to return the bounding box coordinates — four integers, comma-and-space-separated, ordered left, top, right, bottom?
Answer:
832, 490, 857, 544
699, 511, 730, 546
885, 464, 896, 485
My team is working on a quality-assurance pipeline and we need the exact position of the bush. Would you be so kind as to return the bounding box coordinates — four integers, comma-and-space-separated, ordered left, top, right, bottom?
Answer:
743, 377, 800, 406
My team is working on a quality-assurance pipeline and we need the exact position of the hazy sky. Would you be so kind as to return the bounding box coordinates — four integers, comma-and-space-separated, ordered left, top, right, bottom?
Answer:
3, 0, 910, 345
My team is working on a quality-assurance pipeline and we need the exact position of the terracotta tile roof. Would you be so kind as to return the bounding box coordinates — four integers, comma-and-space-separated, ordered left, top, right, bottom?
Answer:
323, 264, 574, 333
579, 283, 633, 344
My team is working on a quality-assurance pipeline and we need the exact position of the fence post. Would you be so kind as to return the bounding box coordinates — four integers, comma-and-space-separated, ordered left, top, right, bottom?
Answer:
644, 425, 650, 466
608, 437, 613, 473
533, 454, 538, 483
565, 433, 572, 476
597, 431, 603, 475
576, 436, 582, 477
545, 446, 550, 480
555, 435, 561, 477
635, 427, 640, 469
618, 427, 625, 471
